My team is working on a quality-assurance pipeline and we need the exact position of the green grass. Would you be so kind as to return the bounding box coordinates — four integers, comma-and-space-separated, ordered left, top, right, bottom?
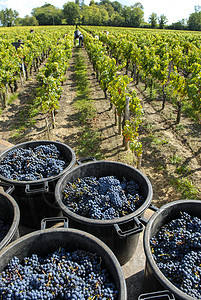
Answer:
73, 47, 103, 159
142, 134, 168, 148
182, 100, 200, 123
7, 93, 19, 105
77, 127, 102, 159
8, 96, 38, 142
171, 177, 199, 199
176, 164, 191, 175
151, 136, 168, 146
169, 154, 182, 165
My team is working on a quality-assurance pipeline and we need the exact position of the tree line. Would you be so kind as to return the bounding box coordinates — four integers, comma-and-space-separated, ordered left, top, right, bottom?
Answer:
0, 2, 200, 31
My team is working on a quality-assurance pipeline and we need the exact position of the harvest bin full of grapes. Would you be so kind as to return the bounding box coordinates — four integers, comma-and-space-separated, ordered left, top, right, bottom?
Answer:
143, 199, 201, 300
55, 160, 153, 265
0, 140, 76, 229
0, 226, 127, 299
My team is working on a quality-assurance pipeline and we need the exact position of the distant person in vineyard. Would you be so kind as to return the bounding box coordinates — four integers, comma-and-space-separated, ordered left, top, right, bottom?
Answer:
17, 39, 24, 48
74, 25, 81, 46
79, 34, 83, 47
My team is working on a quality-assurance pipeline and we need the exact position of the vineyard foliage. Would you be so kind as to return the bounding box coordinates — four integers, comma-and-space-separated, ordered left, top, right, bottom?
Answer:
0, 26, 74, 125
0, 25, 200, 156
82, 26, 200, 157
83, 26, 201, 120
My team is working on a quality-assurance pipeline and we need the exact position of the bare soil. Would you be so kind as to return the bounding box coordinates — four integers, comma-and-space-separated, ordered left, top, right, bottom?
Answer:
0, 46, 200, 206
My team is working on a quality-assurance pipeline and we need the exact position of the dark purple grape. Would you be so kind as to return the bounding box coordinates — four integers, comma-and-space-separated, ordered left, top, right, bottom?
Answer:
0, 248, 118, 299
0, 144, 67, 181
62, 175, 144, 220
151, 211, 201, 299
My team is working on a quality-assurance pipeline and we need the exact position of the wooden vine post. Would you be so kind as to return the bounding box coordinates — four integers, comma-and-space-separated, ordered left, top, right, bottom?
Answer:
45, 117, 51, 139
137, 153, 142, 170
114, 108, 117, 126
118, 113, 122, 135
123, 96, 130, 150
0, 91, 6, 109
51, 110, 56, 129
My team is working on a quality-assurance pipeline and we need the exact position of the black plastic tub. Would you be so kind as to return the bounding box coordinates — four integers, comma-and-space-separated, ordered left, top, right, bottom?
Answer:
0, 188, 20, 251
0, 227, 127, 300
0, 140, 76, 229
55, 160, 153, 265
143, 199, 201, 300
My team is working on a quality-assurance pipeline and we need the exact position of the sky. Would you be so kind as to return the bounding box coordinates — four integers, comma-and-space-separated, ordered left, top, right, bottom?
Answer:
0, 0, 200, 24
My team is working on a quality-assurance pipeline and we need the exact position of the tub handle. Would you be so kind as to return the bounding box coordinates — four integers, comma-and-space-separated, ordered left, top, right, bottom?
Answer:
138, 204, 159, 226
0, 182, 15, 194
149, 204, 158, 212
138, 290, 175, 299
25, 182, 49, 194
114, 217, 143, 238
41, 217, 69, 230
77, 157, 96, 165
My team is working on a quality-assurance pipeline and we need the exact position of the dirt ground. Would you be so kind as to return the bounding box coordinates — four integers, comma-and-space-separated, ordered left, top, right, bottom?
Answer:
0, 46, 200, 207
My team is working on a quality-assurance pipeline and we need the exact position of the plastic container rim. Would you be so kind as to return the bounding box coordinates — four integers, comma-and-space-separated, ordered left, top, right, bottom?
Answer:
0, 191, 20, 250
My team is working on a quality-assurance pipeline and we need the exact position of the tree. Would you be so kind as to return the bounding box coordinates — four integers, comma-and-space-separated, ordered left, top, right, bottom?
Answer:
149, 13, 157, 28
20, 15, 39, 26
99, 7, 109, 25
0, 8, 19, 26
100, 2, 114, 17
111, 1, 123, 14
110, 11, 125, 26
99, 0, 111, 5
133, 2, 143, 10
130, 3, 144, 27
81, 5, 102, 25
122, 6, 132, 27
168, 19, 187, 30
188, 6, 201, 31
122, 2, 144, 27
63, 2, 80, 25
158, 14, 168, 29
32, 4, 63, 25
89, 0, 96, 6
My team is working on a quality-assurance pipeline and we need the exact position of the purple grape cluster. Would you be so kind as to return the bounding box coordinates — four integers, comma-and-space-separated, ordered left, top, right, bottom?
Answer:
62, 175, 144, 220
0, 144, 67, 181
150, 211, 201, 299
0, 247, 118, 299
0, 220, 9, 243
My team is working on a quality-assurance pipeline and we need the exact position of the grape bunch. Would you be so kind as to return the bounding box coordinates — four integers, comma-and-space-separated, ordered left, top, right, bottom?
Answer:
62, 175, 144, 220
0, 220, 9, 243
150, 211, 201, 299
0, 144, 67, 181
0, 247, 118, 299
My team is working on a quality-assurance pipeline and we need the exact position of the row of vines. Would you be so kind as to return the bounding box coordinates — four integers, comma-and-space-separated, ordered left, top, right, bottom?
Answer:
84, 26, 201, 124
82, 30, 144, 167
79, 26, 200, 166
0, 26, 74, 130
0, 26, 200, 167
